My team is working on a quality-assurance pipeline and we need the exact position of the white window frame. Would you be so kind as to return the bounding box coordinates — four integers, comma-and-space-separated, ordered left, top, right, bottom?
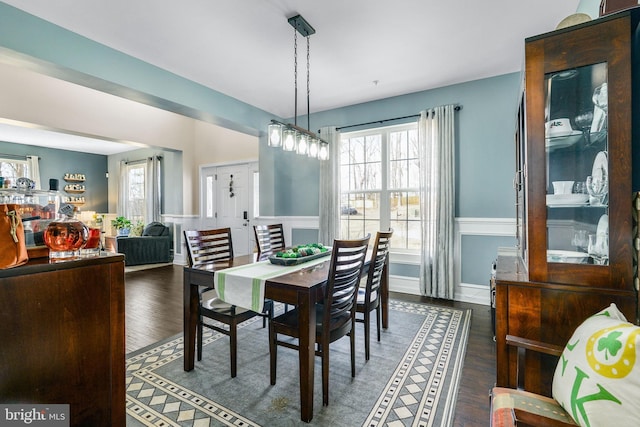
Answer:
340, 122, 420, 253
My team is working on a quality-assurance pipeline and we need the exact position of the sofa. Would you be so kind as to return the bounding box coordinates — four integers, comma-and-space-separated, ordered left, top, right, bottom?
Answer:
114, 222, 172, 266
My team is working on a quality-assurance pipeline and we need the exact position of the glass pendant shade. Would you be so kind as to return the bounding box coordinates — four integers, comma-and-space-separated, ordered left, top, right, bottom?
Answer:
282, 128, 297, 151
308, 138, 319, 158
318, 142, 329, 161
297, 133, 309, 155
268, 123, 283, 147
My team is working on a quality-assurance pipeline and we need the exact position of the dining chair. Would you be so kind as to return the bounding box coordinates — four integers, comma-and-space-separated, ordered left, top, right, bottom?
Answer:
184, 228, 273, 378
268, 234, 371, 406
253, 223, 292, 312
253, 223, 286, 255
356, 229, 393, 361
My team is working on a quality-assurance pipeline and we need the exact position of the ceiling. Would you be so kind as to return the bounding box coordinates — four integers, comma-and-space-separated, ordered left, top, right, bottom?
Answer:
1, 0, 582, 154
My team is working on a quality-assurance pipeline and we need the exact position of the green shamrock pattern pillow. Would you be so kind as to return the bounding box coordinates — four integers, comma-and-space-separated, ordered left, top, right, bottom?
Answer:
552, 303, 640, 427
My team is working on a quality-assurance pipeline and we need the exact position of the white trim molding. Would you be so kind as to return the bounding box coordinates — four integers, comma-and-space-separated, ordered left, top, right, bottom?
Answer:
454, 217, 516, 306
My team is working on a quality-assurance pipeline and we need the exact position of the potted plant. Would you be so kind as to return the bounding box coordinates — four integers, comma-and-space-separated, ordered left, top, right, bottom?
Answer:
111, 216, 132, 236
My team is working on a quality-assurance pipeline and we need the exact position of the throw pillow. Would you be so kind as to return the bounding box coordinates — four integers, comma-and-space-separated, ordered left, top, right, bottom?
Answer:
143, 222, 168, 237
552, 303, 640, 427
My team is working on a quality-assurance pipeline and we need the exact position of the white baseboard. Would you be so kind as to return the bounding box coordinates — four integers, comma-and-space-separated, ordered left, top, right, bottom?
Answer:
389, 276, 490, 307
456, 283, 491, 306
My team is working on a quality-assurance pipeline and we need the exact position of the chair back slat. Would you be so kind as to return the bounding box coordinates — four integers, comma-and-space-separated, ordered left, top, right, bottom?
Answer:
366, 229, 393, 298
184, 228, 234, 266
254, 224, 286, 254
324, 235, 370, 322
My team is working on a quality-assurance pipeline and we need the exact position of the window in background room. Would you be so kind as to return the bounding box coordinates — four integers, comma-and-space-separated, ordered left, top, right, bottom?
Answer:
124, 161, 146, 224
0, 157, 29, 187
340, 123, 420, 250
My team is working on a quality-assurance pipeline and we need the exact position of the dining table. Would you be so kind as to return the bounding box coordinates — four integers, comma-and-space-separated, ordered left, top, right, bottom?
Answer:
182, 251, 389, 423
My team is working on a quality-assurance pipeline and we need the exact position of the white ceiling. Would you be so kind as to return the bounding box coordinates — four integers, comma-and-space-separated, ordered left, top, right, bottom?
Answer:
1, 0, 582, 153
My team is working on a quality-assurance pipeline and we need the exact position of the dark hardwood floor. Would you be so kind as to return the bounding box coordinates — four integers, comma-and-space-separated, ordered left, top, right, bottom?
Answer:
124, 264, 495, 426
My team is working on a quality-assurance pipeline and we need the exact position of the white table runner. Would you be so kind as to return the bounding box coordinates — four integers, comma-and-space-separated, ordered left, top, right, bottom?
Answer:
214, 256, 330, 312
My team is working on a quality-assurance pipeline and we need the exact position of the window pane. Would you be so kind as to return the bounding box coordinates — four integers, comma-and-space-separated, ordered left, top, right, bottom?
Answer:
351, 136, 365, 164
389, 159, 406, 189
365, 162, 381, 190
389, 131, 408, 160
365, 135, 381, 162
206, 175, 214, 218
364, 220, 381, 239
362, 193, 380, 220
127, 164, 145, 223
352, 163, 365, 191
0, 159, 29, 186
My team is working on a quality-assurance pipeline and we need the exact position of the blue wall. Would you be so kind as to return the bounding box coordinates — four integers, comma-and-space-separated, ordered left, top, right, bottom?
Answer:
264, 73, 523, 218
0, 3, 522, 292
0, 140, 108, 212
0, 2, 521, 222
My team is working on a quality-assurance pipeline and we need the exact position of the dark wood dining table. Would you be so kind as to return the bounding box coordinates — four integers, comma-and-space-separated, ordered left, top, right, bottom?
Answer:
183, 252, 389, 423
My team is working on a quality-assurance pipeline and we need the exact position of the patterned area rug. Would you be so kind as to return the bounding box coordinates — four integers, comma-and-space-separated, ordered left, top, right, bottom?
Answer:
125, 300, 471, 426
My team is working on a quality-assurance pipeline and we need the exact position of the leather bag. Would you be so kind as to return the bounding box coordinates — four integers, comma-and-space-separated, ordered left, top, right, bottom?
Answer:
0, 204, 28, 269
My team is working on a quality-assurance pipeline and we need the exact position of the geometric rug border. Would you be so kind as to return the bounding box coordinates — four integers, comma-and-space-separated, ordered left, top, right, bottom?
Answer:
125, 300, 472, 427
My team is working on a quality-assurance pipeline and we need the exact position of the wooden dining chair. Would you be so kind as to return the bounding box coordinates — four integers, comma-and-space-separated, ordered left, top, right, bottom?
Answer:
253, 223, 293, 312
184, 228, 273, 378
356, 229, 393, 361
268, 234, 371, 406
253, 223, 286, 255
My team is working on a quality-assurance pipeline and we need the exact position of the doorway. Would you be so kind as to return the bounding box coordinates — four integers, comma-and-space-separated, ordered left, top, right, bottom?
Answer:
200, 162, 258, 255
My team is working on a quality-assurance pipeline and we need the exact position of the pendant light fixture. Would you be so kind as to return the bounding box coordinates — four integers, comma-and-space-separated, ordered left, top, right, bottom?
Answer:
267, 14, 329, 160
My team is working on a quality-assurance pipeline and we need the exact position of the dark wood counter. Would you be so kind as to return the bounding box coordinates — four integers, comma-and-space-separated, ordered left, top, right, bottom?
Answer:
0, 253, 125, 427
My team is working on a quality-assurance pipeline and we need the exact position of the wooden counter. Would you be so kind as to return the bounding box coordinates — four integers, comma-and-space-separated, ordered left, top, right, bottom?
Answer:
0, 253, 125, 426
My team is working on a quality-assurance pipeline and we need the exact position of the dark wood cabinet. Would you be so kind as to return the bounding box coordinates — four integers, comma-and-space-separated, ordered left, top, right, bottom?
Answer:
496, 10, 640, 396
0, 254, 125, 426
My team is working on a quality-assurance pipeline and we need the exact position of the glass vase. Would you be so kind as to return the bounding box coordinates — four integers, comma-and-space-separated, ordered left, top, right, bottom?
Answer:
44, 217, 89, 261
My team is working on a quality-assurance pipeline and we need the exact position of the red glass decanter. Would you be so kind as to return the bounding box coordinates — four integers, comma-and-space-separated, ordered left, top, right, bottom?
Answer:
43, 204, 88, 261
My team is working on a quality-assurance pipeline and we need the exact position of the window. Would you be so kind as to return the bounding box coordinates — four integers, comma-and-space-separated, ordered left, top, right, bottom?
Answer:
123, 161, 146, 224
0, 157, 29, 187
340, 123, 420, 250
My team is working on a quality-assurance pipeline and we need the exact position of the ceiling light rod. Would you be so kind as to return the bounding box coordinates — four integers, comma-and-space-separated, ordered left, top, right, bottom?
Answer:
267, 14, 329, 160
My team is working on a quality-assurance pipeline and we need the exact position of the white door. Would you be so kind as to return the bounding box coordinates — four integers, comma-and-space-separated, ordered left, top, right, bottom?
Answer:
201, 163, 255, 255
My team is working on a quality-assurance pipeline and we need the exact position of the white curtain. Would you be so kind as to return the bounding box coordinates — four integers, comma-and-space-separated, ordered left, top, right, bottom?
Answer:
118, 157, 162, 223
145, 155, 162, 223
418, 105, 456, 299
318, 126, 341, 245
118, 160, 127, 217
26, 155, 41, 190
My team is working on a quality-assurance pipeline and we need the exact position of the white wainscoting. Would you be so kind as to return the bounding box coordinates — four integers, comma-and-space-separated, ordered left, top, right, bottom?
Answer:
163, 215, 516, 307
454, 217, 516, 306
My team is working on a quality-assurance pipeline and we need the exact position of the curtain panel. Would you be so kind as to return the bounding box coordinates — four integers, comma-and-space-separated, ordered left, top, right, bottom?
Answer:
418, 105, 456, 299
318, 126, 340, 246
26, 156, 41, 190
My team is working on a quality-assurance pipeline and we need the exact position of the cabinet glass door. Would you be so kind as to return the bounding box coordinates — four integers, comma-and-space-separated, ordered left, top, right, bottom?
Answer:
544, 63, 608, 265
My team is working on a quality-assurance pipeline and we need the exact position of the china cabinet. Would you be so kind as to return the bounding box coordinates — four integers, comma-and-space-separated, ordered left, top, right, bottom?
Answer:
495, 9, 640, 395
